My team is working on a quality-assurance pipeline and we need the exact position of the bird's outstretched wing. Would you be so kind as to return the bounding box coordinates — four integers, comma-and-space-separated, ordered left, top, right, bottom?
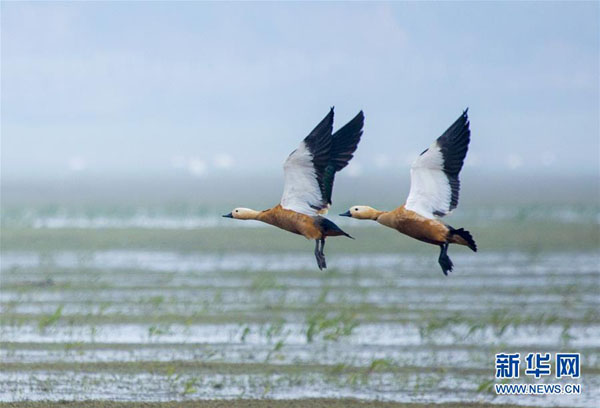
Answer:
405, 109, 470, 219
281, 109, 364, 216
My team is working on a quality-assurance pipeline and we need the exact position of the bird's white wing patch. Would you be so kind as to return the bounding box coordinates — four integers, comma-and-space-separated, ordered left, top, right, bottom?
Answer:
281, 141, 323, 216
405, 142, 452, 219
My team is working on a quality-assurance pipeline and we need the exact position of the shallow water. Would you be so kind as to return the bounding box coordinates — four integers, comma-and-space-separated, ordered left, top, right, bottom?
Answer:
1, 245, 599, 406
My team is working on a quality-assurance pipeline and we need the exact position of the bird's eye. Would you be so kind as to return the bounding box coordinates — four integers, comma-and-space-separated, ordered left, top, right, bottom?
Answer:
354, 208, 359, 211
235, 210, 239, 213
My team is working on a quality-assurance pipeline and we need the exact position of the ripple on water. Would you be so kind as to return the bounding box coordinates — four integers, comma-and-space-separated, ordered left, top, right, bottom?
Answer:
2, 250, 598, 274
2, 322, 600, 348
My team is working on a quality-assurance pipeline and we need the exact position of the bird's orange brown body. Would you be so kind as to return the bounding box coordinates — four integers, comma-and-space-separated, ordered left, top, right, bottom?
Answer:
258, 205, 321, 239
249, 205, 347, 240
372, 206, 471, 247
379, 206, 450, 245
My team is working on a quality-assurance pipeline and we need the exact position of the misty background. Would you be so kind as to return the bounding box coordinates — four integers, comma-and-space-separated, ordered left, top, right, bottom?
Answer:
1, 1, 599, 209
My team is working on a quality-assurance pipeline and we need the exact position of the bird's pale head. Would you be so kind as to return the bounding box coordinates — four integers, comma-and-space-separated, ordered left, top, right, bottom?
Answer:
222, 207, 259, 220
339, 205, 380, 220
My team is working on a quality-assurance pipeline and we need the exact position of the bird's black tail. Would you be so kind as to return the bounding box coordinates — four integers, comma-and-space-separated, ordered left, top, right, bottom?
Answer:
449, 227, 477, 252
318, 217, 354, 239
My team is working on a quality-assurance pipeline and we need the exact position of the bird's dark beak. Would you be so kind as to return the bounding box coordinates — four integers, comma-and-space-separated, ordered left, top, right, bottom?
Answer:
222, 213, 233, 218
339, 210, 352, 217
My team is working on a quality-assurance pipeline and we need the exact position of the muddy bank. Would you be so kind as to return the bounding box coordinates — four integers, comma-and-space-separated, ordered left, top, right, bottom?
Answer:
0, 400, 536, 408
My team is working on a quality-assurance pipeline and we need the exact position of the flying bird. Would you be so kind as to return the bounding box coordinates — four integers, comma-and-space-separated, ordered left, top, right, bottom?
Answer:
340, 109, 476, 275
223, 108, 364, 270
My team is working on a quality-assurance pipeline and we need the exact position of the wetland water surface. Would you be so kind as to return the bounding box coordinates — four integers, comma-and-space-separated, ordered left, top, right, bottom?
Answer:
1, 225, 599, 407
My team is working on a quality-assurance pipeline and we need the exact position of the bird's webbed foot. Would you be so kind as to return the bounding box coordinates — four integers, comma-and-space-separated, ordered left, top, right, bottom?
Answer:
314, 239, 327, 270
438, 243, 453, 276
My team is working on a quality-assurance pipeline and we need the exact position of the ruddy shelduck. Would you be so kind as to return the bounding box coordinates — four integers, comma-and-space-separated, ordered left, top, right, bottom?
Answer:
340, 109, 477, 275
223, 108, 364, 270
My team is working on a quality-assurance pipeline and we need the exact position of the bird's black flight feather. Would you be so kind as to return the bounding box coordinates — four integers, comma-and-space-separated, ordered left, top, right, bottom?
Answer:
301, 109, 364, 210
435, 109, 470, 211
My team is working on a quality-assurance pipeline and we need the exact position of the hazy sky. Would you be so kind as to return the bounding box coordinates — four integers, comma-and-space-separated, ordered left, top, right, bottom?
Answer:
2, 1, 598, 180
